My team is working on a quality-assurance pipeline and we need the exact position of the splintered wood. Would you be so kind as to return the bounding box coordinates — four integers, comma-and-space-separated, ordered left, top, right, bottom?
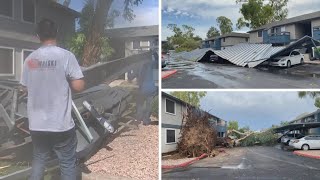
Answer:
85, 118, 158, 180
178, 107, 217, 157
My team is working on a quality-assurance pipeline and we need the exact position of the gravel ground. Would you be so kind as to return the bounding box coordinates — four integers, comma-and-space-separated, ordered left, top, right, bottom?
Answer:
85, 118, 159, 180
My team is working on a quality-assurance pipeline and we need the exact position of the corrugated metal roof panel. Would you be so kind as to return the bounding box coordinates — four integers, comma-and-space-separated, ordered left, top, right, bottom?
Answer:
170, 43, 287, 67
214, 43, 273, 66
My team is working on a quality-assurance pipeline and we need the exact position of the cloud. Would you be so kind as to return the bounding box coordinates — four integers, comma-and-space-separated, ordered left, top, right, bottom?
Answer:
162, 0, 320, 39
200, 92, 317, 130
114, 6, 159, 28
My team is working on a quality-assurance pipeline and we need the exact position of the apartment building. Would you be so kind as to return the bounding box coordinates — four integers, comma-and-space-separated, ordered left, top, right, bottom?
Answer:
161, 92, 227, 153
248, 11, 320, 46
0, 0, 79, 80
202, 32, 249, 50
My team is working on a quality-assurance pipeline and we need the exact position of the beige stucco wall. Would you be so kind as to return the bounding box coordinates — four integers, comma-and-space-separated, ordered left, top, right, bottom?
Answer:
221, 37, 248, 47
161, 96, 186, 153
249, 31, 263, 43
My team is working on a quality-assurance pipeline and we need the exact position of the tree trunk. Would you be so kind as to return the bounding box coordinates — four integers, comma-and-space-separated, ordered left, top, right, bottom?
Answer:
82, 0, 113, 67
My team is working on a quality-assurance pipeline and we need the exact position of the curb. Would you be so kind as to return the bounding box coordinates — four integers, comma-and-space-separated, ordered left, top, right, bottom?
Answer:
162, 153, 208, 169
162, 70, 177, 79
293, 151, 320, 159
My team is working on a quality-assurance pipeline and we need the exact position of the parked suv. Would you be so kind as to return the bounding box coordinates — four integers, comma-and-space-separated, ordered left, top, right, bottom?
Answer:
269, 50, 304, 68
289, 135, 320, 150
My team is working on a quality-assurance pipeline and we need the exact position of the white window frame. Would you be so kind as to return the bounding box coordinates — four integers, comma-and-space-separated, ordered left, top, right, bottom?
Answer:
0, 0, 14, 19
21, 0, 36, 24
132, 40, 150, 50
165, 98, 176, 115
21, 49, 34, 72
0, 46, 15, 76
165, 128, 177, 144
140, 40, 150, 50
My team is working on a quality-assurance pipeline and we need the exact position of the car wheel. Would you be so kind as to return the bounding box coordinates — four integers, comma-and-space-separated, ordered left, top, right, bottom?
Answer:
287, 61, 291, 68
300, 58, 304, 64
302, 144, 309, 151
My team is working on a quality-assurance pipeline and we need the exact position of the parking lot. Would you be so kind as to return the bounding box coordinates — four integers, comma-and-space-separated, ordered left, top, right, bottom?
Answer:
162, 146, 320, 180
162, 62, 320, 89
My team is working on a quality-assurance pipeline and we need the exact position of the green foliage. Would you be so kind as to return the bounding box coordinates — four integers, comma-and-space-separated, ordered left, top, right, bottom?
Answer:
216, 16, 233, 35
166, 24, 202, 52
67, 0, 114, 62
207, 26, 220, 39
170, 92, 207, 108
228, 120, 239, 131
236, 0, 288, 29
239, 125, 250, 133
314, 48, 320, 58
176, 38, 200, 53
298, 91, 320, 108
241, 129, 277, 146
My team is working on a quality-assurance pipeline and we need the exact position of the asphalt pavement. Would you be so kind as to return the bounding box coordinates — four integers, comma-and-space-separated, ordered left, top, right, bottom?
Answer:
162, 146, 320, 180
162, 62, 320, 89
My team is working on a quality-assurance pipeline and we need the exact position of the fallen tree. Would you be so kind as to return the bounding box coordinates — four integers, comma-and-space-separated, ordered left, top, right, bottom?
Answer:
177, 107, 217, 157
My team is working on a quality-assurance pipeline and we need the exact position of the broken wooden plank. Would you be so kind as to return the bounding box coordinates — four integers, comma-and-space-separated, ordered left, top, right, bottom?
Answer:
10, 89, 18, 122
0, 165, 11, 170
0, 104, 14, 131
1, 90, 13, 108
0, 89, 9, 99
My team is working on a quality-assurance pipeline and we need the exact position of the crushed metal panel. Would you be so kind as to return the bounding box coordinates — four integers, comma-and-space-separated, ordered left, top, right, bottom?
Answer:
248, 46, 285, 68
214, 43, 273, 66
270, 36, 320, 59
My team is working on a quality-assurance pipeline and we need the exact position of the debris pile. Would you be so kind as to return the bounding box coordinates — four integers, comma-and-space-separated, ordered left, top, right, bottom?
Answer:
177, 107, 217, 157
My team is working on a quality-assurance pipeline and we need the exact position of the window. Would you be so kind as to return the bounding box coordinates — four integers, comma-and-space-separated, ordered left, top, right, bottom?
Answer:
246, 38, 249, 42
0, 47, 14, 75
140, 41, 150, 50
291, 51, 300, 56
22, 0, 36, 23
223, 38, 225, 42
132, 40, 140, 49
258, 31, 263, 37
165, 98, 175, 114
0, 0, 13, 17
132, 40, 150, 50
166, 129, 176, 143
22, 50, 33, 62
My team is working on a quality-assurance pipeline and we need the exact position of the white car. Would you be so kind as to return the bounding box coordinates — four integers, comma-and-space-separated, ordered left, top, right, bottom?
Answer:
289, 135, 320, 150
281, 133, 303, 145
269, 50, 304, 68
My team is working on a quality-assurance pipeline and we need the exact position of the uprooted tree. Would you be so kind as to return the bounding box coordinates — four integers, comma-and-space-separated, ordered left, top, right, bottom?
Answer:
177, 107, 217, 157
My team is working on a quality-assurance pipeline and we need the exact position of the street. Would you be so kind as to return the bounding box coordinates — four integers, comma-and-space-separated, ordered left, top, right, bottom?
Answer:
162, 62, 320, 89
162, 146, 320, 180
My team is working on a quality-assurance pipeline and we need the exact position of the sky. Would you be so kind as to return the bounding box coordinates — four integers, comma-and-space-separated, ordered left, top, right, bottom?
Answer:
162, 0, 320, 40
66, 0, 158, 28
197, 91, 317, 131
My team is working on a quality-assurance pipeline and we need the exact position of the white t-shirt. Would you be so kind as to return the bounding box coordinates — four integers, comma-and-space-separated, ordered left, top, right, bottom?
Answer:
20, 45, 83, 132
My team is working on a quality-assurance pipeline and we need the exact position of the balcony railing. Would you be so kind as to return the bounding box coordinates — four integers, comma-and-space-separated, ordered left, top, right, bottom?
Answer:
264, 31, 291, 44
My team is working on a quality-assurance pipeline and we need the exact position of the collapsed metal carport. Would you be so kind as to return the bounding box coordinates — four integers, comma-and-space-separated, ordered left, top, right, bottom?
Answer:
173, 36, 320, 68
274, 122, 320, 133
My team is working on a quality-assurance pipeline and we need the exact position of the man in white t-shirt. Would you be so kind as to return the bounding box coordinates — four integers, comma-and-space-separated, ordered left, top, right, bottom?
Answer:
21, 19, 85, 180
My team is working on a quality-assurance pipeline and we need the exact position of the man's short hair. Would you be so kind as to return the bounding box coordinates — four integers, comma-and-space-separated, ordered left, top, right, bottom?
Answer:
36, 19, 57, 41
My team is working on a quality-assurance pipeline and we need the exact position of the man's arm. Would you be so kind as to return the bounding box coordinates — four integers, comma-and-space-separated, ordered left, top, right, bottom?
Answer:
70, 79, 85, 93
67, 53, 85, 93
